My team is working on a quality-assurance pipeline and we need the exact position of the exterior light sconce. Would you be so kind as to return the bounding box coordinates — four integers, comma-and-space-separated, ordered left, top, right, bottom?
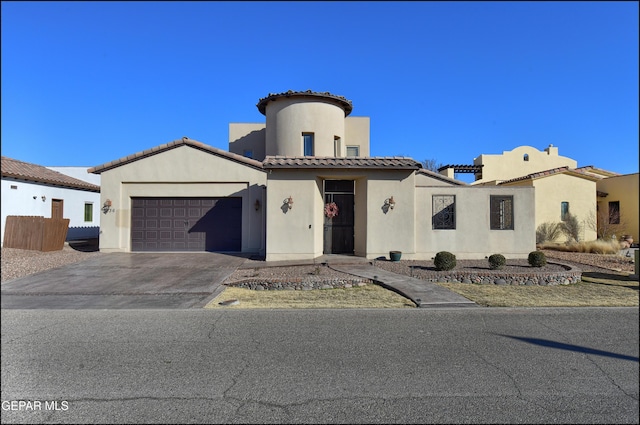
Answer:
102, 199, 113, 214
285, 196, 294, 210
254, 199, 261, 211
385, 196, 395, 210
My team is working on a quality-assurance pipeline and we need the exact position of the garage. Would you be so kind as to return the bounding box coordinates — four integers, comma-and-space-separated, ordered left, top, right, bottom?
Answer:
131, 197, 242, 252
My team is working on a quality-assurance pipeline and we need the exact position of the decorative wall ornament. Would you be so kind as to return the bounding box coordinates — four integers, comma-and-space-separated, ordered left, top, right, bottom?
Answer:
324, 202, 339, 218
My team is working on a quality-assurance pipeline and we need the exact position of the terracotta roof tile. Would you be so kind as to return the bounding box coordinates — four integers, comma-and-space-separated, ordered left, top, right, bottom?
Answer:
88, 137, 265, 174
263, 156, 422, 170
1, 157, 100, 192
499, 166, 601, 184
256, 90, 353, 116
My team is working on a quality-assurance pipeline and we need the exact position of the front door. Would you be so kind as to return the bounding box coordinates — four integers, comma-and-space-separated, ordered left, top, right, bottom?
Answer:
51, 199, 64, 219
323, 180, 354, 254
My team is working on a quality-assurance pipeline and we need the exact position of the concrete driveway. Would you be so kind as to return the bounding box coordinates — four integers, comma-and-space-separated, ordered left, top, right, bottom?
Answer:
1, 253, 247, 309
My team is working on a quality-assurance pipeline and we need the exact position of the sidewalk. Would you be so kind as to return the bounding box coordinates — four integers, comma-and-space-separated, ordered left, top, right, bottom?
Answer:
329, 264, 479, 308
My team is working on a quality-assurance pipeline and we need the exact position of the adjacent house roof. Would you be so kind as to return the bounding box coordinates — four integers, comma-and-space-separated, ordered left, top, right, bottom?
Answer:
1, 156, 100, 192
416, 168, 467, 185
263, 156, 422, 170
498, 166, 601, 185
574, 165, 621, 179
88, 137, 265, 174
257, 90, 353, 116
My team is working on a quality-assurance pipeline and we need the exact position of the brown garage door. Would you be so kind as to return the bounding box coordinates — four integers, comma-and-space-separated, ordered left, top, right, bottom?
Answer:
131, 197, 242, 252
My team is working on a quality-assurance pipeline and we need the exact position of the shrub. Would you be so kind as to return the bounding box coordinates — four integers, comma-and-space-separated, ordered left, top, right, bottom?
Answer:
528, 251, 547, 267
536, 222, 562, 244
560, 213, 581, 243
434, 251, 456, 271
488, 254, 506, 270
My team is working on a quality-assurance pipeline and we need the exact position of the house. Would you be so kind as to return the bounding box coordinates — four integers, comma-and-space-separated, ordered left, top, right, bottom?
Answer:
89, 90, 536, 260
439, 145, 638, 244
1, 157, 101, 245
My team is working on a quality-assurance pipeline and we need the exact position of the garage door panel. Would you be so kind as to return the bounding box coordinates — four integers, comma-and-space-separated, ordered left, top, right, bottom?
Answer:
131, 197, 242, 252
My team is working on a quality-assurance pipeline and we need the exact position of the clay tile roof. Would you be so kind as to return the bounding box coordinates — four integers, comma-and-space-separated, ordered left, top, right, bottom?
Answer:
499, 166, 601, 184
256, 90, 353, 116
262, 156, 422, 170
1, 156, 100, 192
574, 165, 621, 178
88, 137, 265, 174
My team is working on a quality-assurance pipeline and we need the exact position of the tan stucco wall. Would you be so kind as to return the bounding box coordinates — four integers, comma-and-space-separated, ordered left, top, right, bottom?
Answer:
344, 116, 370, 157
596, 173, 639, 241
265, 98, 346, 157
414, 185, 536, 259
98, 145, 266, 253
502, 174, 597, 242
473, 145, 577, 184
228, 123, 266, 160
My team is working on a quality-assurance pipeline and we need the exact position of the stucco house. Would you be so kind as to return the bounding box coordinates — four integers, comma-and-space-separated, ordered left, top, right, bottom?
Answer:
1, 156, 101, 245
89, 90, 536, 260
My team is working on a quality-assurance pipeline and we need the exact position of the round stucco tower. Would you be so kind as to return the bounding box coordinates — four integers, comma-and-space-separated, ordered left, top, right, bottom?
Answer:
257, 90, 353, 157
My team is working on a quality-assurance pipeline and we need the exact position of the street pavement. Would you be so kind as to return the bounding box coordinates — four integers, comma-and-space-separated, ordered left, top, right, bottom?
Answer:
1, 307, 638, 424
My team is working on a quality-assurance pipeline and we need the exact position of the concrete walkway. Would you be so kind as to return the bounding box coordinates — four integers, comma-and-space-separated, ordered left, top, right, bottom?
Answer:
328, 263, 479, 308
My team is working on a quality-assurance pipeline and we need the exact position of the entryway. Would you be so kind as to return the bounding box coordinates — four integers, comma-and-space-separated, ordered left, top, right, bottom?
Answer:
323, 180, 354, 254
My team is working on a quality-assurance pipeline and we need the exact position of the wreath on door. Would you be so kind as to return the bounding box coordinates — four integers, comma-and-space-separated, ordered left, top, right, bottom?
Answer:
324, 202, 339, 218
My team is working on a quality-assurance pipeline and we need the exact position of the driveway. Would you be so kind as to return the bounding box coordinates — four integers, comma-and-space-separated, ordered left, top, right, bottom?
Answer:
0, 253, 247, 309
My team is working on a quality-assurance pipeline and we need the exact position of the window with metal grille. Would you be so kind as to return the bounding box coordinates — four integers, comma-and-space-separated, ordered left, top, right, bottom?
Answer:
490, 195, 513, 230
608, 201, 620, 224
432, 195, 456, 229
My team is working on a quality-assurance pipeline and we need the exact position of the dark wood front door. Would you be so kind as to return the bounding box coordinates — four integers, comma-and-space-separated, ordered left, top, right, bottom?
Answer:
323, 180, 354, 254
131, 197, 242, 252
51, 199, 64, 219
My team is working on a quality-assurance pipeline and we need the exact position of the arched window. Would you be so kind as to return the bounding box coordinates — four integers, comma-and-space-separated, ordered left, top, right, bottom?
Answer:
523, 154, 529, 161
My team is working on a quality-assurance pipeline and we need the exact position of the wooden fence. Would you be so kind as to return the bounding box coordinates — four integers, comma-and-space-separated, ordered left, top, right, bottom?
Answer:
3, 216, 70, 252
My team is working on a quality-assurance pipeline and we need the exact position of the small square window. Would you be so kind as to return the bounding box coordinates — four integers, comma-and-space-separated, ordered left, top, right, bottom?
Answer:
346, 146, 359, 157
243, 149, 253, 159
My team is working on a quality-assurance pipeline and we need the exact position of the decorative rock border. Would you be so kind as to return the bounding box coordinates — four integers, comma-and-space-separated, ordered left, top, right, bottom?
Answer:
416, 261, 582, 286
226, 277, 372, 291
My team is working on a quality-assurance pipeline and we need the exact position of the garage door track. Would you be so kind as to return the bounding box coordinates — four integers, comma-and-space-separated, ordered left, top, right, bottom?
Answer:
1, 253, 246, 309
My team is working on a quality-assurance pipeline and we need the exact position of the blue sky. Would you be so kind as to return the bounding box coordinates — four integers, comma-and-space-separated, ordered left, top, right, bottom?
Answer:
2, 1, 638, 182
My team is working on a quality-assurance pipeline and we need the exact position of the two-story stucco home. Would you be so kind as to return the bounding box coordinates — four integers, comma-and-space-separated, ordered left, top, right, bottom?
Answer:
89, 90, 536, 261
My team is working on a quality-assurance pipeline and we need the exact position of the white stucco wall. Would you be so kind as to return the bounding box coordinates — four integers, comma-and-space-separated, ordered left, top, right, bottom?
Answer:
1, 178, 100, 245
228, 123, 266, 160
96, 145, 266, 253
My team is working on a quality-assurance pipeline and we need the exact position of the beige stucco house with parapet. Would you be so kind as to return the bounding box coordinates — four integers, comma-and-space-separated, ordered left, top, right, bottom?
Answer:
89, 90, 535, 260
439, 145, 638, 244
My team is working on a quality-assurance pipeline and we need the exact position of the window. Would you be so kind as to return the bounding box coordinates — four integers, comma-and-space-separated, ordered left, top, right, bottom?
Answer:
243, 149, 253, 159
303, 133, 314, 156
561, 201, 569, 221
432, 195, 456, 229
523, 154, 529, 161
334, 136, 341, 157
346, 146, 359, 157
84, 203, 93, 222
609, 201, 620, 224
490, 196, 513, 230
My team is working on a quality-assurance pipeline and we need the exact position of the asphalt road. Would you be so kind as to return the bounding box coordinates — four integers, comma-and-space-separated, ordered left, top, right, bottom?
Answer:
1, 308, 638, 424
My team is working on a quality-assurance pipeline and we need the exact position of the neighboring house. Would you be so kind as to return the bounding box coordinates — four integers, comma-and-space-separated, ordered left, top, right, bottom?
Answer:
496, 167, 600, 242
89, 90, 536, 260
1, 157, 101, 245
591, 172, 639, 242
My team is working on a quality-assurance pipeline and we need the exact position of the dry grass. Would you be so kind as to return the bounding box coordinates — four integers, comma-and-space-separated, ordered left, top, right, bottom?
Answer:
206, 284, 416, 309
437, 272, 638, 307
538, 239, 624, 254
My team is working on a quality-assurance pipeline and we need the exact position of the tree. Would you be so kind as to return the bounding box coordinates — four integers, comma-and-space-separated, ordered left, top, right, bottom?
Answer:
422, 158, 444, 172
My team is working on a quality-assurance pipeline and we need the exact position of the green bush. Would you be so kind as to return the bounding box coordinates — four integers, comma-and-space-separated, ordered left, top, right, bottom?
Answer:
488, 254, 506, 270
434, 251, 456, 271
528, 251, 547, 267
